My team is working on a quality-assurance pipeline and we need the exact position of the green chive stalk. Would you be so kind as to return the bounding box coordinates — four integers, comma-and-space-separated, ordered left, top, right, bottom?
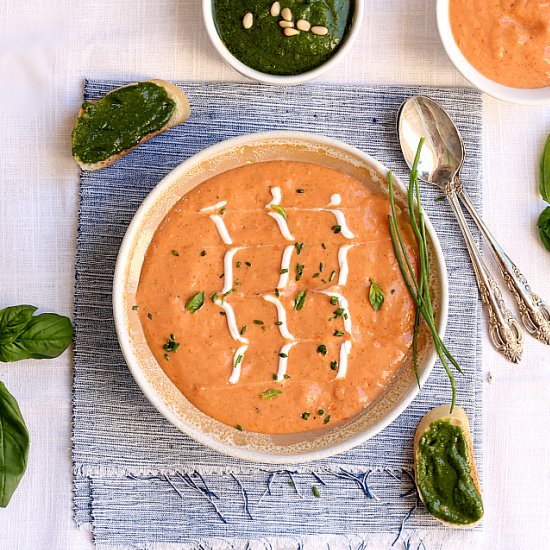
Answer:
388, 138, 462, 412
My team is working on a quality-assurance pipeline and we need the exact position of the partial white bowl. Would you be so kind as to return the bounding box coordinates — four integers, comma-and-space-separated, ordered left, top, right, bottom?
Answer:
113, 131, 449, 464
202, 1, 364, 85
437, 0, 550, 105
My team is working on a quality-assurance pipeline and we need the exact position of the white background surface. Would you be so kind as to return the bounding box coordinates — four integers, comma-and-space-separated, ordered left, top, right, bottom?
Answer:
0, 1, 549, 548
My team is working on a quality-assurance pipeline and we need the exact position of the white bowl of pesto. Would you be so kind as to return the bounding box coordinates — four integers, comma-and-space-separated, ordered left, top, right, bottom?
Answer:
203, 0, 364, 85
113, 131, 449, 464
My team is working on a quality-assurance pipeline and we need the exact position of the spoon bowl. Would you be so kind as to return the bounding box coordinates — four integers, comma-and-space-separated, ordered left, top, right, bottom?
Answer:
397, 96, 464, 188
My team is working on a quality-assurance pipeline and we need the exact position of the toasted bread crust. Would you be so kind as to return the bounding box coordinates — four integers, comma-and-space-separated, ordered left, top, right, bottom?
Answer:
413, 405, 482, 528
74, 80, 190, 171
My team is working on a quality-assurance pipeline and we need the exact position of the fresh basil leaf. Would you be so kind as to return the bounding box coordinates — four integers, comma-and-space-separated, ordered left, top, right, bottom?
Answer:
540, 135, 550, 204
293, 290, 307, 311
185, 291, 204, 313
0, 313, 73, 362
260, 389, 283, 400
0, 305, 37, 345
270, 205, 287, 220
538, 206, 550, 252
0, 381, 29, 507
369, 279, 385, 312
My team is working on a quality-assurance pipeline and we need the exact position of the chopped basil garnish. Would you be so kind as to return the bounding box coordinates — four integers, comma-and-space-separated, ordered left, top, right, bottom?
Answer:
211, 292, 218, 303
185, 291, 205, 313
218, 207, 226, 215
275, 288, 280, 297
323, 415, 331, 425
163, 334, 180, 353
296, 263, 304, 281
279, 352, 288, 358
171, 249, 179, 257
280, 268, 289, 274
301, 412, 310, 420
333, 330, 344, 337
294, 290, 307, 311
318, 409, 325, 416
147, 313, 153, 320
245, 261, 252, 267
132, 305, 139, 311
271, 205, 287, 220
275, 321, 283, 326
332, 225, 342, 234
240, 325, 247, 335
312, 273, 320, 278
321, 242, 327, 249
261, 389, 283, 399
236, 424, 244, 431
330, 360, 338, 370
295, 242, 304, 255
236, 261, 241, 268
234, 354, 243, 367
369, 279, 385, 312
330, 296, 338, 305
329, 271, 336, 282
253, 319, 264, 325
164, 353, 170, 361
296, 188, 305, 193
319, 262, 324, 272
200, 250, 206, 256
317, 344, 327, 356
312, 485, 321, 498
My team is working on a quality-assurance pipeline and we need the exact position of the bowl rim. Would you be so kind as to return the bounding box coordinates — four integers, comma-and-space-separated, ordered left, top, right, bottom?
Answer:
436, 0, 550, 105
113, 130, 449, 464
202, 0, 365, 86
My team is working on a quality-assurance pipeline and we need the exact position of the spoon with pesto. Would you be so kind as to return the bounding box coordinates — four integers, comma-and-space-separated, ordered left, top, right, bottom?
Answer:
399, 96, 550, 359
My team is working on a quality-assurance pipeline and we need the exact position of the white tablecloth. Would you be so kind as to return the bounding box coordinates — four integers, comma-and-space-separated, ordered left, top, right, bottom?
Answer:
0, 1, 548, 548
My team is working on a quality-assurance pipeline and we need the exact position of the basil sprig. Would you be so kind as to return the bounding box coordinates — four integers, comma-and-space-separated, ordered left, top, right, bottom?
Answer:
538, 135, 550, 252
0, 381, 29, 507
0, 306, 73, 362
538, 207, 550, 252
0, 304, 72, 507
539, 134, 550, 203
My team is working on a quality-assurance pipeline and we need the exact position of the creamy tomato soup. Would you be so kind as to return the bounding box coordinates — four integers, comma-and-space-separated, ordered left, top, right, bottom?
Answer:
136, 161, 418, 434
449, 0, 550, 89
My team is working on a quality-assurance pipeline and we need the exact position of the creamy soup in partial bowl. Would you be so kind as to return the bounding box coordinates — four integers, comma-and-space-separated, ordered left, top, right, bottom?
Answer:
113, 132, 447, 462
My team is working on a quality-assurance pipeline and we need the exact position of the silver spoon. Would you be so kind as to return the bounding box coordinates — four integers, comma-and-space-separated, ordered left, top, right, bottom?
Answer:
397, 96, 550, 362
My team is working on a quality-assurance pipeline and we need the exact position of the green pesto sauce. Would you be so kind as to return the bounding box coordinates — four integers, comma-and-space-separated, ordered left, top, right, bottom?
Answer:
213, 0, 354, 76
72, 82, 176, 164
417, 420, 484, 525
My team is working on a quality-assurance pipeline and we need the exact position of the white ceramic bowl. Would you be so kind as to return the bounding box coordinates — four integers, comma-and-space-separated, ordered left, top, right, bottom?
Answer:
202, 1, 364, 85
113, 131, 449, 464
437, 0, 550, 105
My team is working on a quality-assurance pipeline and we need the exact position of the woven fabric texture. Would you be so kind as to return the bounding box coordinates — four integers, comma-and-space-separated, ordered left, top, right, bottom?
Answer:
73, 80, 483, 548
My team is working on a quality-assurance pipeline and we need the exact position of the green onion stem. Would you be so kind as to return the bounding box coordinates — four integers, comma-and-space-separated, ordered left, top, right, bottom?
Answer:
388, 139, 462, 412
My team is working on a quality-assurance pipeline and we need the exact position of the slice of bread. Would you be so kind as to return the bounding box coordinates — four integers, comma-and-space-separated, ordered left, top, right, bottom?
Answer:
413, 405, 483, 528
73, 80, 190, 171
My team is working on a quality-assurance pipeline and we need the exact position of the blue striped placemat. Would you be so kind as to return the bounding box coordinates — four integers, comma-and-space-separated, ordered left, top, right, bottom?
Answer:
73, 80, 483, 549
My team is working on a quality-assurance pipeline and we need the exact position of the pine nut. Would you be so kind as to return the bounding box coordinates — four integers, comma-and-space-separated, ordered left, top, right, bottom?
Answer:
270, 2, 281, 17
281, 7, 292, 22
242, 12, 254, 30
284, 27, 300, 37
279, 20, 294, 28
296, 19, 311, 32
311, 26, 329, 36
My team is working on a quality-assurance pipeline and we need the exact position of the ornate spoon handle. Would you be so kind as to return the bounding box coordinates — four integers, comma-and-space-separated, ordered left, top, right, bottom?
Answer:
455, 177, 550, 345
445, 187, 524, 363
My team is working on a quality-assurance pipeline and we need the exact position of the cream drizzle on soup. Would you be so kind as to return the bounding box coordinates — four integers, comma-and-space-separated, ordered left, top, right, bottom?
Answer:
136, 161, 418, 434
